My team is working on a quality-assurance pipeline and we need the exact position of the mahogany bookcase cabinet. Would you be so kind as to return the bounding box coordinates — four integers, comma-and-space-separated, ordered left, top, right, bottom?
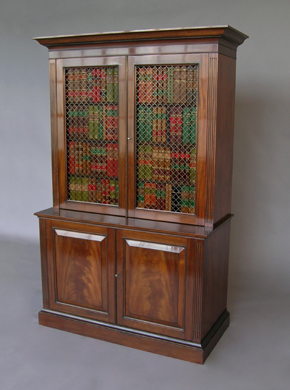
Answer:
34, 26, 247, 364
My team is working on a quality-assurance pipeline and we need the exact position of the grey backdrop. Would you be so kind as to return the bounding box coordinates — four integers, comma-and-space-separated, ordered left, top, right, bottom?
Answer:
0, 1, 289, 389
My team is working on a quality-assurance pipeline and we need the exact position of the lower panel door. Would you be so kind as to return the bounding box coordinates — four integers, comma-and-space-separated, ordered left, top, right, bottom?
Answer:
46, 219, 115, 323
116, 229, 194, 340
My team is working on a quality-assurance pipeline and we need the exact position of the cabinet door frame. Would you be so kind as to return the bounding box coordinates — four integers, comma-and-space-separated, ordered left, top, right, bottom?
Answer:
45, 219, 116, 323
127, 53, 209, 225
116, 229, 195, 340
53, 56, 127, 216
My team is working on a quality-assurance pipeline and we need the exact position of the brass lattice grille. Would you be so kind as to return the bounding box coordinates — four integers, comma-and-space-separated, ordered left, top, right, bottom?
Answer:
136, 65, 198, 214
65, 67, 119, 205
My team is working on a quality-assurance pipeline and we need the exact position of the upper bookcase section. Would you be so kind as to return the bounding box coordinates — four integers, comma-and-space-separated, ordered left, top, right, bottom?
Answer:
34, 25, 248, 58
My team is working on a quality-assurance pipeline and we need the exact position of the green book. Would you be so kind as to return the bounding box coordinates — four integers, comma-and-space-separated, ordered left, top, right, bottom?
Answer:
190, 107, 197, 143
106, 68, 114, 103
182, 107, 191, 143
137, 106, 152, 142
99, 106, 103, 139
113, 67, 118, 104
145, 107, 153, 142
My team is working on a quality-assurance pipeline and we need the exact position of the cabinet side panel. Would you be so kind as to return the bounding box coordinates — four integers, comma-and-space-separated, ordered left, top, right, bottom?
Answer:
191, 239, 204, 342
201, 221, 231, 339
214, 55, 236, 223
49, 60, 59, 207
39, 219, 50, 308
204, 54, 218, 229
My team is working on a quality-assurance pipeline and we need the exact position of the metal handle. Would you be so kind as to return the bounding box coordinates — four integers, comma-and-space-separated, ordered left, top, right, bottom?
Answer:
127, 137, 132, 140
115, 273, 121, 278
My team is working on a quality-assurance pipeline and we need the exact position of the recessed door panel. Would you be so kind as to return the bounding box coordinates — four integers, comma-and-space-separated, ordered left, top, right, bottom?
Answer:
46, 220, 115, 323
116, 230, 193, 339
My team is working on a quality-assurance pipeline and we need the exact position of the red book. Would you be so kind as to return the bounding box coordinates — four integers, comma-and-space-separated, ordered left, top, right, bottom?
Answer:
68, 141, 75, 174
106, 144, 118, 178
92, 86, 101, 103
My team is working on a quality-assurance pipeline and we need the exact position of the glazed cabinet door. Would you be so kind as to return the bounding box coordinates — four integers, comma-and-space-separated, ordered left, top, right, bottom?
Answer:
116, 229, 195, 340
127, 54, 209, 225
45, 219, 116, 323
52, 56, 127, 216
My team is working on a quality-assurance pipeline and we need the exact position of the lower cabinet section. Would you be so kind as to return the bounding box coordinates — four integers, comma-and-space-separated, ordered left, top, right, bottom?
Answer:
38, 216, 231, 364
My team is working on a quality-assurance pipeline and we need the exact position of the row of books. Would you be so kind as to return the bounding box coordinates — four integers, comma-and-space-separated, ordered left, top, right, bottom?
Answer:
68, 141, 118, 178
137, 183, 195, 213
67, 104, 118, 140
66, 67, 118, 103
137, 145, 196, 184
137, 65, 198, 105
69, 177, 118, 204
137, 106, 197, 144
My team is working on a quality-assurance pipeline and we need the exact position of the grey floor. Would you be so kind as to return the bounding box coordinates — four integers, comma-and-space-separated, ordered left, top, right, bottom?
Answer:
0, 236, 289, 390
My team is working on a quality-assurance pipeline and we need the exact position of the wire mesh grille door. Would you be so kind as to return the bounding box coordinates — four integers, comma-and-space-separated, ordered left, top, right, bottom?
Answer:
65, 67, 119, 206
135, 65, 198, 214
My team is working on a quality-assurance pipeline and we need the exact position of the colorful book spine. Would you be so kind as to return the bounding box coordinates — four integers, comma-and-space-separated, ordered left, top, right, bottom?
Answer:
152, 107, 158, 143
165, 184, 172, 211
83, 143, 91, 176
138, 106, 152, 142
173, 66, 181, 103
88, 105, 94, 139
167, 67, 174, 104
79, 69, 88, 103
152, 66, 158, 104
109, 179, 117, 205
113, 67, 118, 104
68, 141, 75, 174
170, 107, 182, 144
105, 105, 118, 140
180, 185, 189, 213
66, 68, 91, 103
74, 177, 82, 201
158, 147, 165, 181
186, 66, 197, 105
69, 177, 77, 200
182, 107, 191, 144
101, 179, 110, 204
137, 182, 145, 208
152, 146, 159, 181
162, 68, 168, 104
188, 186, 195, 214
81, 178, 89, 202
156, 183, 166, 210
137, 67, 153, 104
164, 147, 171, 182
190, 147, 196, 183
96, 180, 102, 203
106, 68, 114, 103
190, 107, 197, 144
86, 68, 93, 98
137, 145, 152, 181
88, 178, 97, 203
180, 66, 187, 103
106, 143, 118, 178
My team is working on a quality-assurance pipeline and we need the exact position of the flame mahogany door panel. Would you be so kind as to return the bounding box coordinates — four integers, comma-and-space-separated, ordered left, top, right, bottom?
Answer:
116, 229, 195, 340
46, 219, 115, 323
